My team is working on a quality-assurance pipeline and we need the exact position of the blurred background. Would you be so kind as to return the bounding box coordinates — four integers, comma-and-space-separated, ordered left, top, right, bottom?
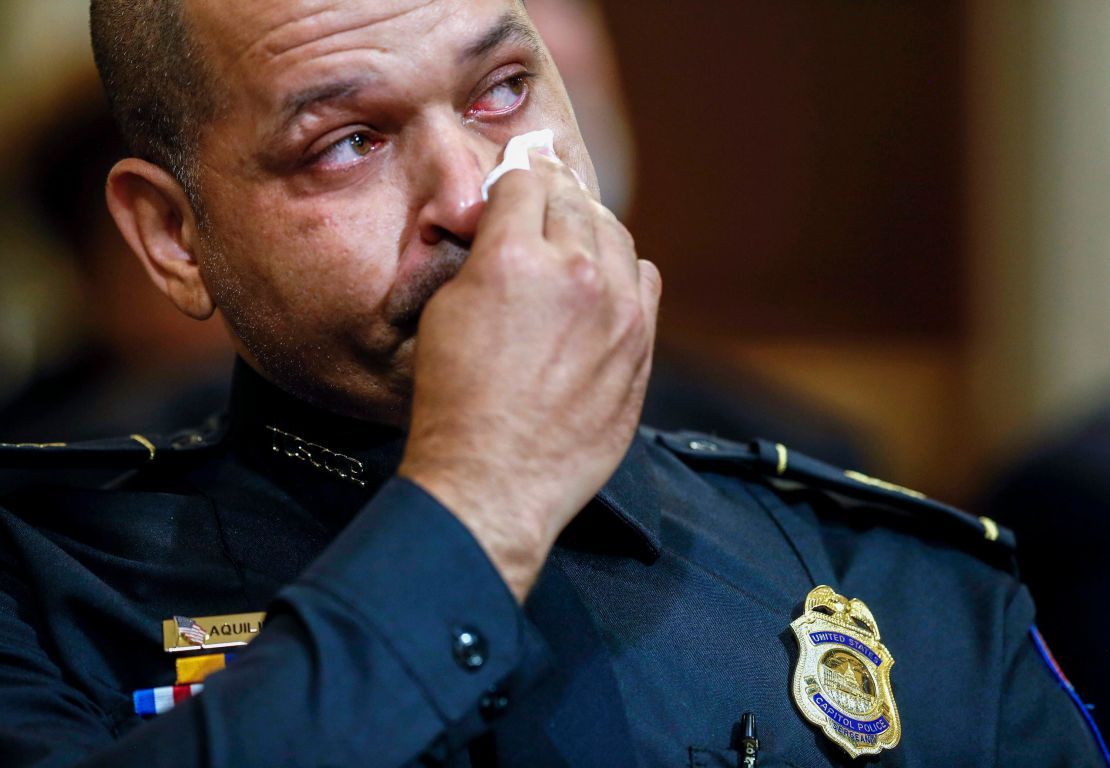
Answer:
0, 0, 1107, 727
2, 0, 1107, 501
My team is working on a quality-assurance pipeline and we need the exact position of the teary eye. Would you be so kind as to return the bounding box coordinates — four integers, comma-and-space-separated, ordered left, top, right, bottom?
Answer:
468, 75, 529, 117
348, 133, 377, 156
318, 131, 384, 168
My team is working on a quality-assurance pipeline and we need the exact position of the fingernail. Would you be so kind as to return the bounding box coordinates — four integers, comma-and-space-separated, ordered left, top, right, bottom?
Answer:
571, 168, 587, 188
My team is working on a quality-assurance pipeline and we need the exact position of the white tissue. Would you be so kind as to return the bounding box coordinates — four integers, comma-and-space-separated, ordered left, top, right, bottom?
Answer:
480, 128, 556, 201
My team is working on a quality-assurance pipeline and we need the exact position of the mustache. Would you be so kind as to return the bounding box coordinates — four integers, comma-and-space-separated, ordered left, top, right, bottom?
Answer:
386, 242, 469, 329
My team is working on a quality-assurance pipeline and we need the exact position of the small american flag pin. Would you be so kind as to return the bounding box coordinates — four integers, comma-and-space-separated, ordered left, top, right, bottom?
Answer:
174, 616, 209, 646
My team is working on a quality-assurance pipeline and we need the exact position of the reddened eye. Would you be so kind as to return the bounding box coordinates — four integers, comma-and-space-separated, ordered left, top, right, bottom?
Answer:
468, 75, 529, 117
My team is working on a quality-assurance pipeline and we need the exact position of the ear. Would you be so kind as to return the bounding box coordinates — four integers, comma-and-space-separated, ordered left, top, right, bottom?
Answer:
105, 158, 215, 320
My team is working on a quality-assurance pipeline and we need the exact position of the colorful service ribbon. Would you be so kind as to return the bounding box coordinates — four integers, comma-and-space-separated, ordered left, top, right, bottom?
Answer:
133, 684, 204, 716
175, 652, 236, 684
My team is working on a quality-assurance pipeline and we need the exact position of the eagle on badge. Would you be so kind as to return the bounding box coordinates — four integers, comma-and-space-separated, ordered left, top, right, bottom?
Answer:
790, 586, 902, 758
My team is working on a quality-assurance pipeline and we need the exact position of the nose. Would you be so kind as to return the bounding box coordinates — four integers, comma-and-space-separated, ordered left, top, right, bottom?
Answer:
414, 122, 490, 247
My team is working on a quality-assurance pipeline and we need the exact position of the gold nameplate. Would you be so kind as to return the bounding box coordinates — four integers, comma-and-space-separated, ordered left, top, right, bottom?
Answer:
790, 586, 901, 758
162, 612, 267, 653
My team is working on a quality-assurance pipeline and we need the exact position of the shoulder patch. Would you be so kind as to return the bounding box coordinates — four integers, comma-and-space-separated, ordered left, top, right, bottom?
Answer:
651, 429, 1015, 555
1031, 627, 1110, 764
0, 418, 228, 470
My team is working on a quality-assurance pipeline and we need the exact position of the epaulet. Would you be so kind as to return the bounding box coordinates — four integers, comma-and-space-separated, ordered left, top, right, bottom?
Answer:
651, 429, 1015, 554
0, 417, 228, 470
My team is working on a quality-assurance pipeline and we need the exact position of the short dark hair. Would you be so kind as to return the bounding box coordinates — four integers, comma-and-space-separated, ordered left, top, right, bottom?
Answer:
89, 0, 217, 204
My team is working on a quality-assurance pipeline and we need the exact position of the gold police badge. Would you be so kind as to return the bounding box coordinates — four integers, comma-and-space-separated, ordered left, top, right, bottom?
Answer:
790, 586, 901, 758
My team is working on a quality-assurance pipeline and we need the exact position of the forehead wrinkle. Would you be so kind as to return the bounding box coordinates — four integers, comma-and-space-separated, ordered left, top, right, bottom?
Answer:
245, 0, 436, 62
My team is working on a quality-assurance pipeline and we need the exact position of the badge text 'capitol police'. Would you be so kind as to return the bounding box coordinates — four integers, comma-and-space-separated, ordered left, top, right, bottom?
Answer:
790, 586, 901, 757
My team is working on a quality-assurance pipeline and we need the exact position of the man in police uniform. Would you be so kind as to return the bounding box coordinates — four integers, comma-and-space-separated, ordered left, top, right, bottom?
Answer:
0, 1, 1105, 766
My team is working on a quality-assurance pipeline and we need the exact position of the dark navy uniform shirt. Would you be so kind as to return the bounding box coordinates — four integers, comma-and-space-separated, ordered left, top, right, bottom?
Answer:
0, 363, 1105, 767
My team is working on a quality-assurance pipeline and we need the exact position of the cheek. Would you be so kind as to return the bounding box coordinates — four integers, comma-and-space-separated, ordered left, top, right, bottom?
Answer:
291, 212, 396, 308
530, 89, 592, 176
211, 191, 403, 324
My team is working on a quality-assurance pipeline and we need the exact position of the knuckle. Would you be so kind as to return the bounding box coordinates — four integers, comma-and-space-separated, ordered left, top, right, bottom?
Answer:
591, 199, 617, 222
614, 223, 636, 251
620, 227, 636, 251
593, 203, 635, 247
551, 192, 589, 219
540, 154, 577, 180
488, 238, 532, 271
531, 155, 564, 182
639, 260, 663, 296
565, 251, 602, 293
612, 295, 646, 339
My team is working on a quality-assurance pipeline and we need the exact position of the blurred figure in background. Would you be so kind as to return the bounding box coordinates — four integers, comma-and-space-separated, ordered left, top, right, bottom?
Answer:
978, 406, 1110, 731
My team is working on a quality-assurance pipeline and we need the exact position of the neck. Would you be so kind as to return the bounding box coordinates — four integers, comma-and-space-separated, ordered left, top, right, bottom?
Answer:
226, 358, 408, 520
230, 345, 414, 429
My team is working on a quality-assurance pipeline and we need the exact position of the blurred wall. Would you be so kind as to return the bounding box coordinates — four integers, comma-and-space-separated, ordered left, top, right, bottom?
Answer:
965, 0, 1038, 483
1026, 2, 1110, 426
0, 0, 92, 155
603, 0, 966, 338
0, 0, 92, 398
600, 0, 971, 497
968, 0, 1110, 480
598, 0, 1110, 503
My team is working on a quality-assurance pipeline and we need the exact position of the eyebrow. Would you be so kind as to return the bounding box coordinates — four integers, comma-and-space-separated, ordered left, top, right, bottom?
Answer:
458, 12, 544, 65
272, 12, 543, 137
276, 77, 377, 135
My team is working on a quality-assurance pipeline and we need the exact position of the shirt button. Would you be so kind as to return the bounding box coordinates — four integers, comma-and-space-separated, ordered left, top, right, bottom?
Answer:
479, 686, 511, 722
451, 626, 488, 672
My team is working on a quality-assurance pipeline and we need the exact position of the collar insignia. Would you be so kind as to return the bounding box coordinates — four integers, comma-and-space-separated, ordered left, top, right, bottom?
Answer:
790, 586, 901, 758
266, 425, 366, 487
